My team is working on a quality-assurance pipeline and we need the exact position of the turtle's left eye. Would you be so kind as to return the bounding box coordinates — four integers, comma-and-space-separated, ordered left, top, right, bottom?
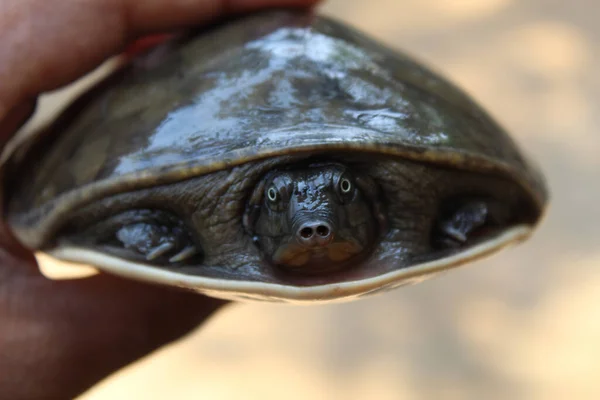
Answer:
336, 173, 356, 203
340, 178, 352, 193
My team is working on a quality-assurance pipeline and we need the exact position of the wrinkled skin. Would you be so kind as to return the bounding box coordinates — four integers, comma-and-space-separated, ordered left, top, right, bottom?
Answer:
2, 9, 545, 299
246, 163, 384, 273
0, 0, 320, 399
48, 153, 536, 294
0, 1, 546, 396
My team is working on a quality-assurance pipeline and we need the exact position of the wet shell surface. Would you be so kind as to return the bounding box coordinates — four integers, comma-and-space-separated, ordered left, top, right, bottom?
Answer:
4, 10, 547, 303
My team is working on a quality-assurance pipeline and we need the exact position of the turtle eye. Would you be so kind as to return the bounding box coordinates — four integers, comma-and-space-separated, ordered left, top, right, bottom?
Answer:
267, 186, 279, 203
337, 174, 356, 203
262, 176, 290, 212
340, 178, 353, 194
265, 184, 287, 212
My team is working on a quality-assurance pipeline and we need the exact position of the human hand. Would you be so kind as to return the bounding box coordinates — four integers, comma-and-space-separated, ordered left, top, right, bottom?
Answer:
0, 1, 320, 399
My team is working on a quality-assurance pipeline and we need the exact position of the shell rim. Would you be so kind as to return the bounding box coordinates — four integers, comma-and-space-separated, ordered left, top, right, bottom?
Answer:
48, 224, 532, 303
10, 139, 546, 249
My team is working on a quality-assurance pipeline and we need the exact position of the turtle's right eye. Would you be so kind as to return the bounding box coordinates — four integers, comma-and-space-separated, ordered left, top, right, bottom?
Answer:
267, 186, 279, 203
265, 182, 288, 212
72, 209, 203, 265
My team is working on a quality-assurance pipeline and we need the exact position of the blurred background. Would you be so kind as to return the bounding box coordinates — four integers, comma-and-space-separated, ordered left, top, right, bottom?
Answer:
31, 0, 600, 398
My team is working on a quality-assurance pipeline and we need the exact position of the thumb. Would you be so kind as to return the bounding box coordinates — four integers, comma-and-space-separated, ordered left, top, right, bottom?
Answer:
0, 250, 227, 400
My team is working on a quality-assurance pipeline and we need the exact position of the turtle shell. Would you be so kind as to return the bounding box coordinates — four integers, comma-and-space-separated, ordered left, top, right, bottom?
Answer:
3, 10, 547, 302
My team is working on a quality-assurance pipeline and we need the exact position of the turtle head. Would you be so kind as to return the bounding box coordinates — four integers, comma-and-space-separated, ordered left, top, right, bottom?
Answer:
245, 163, 385, 274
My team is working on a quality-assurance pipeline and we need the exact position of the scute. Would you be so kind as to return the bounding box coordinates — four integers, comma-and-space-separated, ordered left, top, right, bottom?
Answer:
6, 10, 546, 243
2, 10, 548, 302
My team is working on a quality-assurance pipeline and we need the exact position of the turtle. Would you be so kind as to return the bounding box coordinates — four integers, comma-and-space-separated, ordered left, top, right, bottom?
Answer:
2, 9, 547, 303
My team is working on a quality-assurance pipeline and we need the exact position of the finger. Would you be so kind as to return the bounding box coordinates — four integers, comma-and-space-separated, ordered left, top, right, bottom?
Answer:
0, 0, 321, 122
0, 178, 228, 399
0, 265, 228, 400
0, 222, 40, 277
123, 34, 177, 57
0, 0, 321, 253
0, 100, 37, 145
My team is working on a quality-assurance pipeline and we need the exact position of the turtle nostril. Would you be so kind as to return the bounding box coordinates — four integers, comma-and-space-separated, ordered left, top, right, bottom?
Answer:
297, 222, 334, 246
316, 225, 330, 237
300, 227, 314, 238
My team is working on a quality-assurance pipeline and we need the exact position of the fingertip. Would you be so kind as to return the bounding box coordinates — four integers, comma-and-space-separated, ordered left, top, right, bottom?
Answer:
0, 0, 323, 124
0, 100, 37, 146
123, 34, 176, 57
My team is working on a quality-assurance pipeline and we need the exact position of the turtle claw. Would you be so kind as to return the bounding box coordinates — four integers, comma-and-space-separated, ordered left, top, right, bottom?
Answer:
436, 200, 489, 248
146, 242, 176, 260
442, 227, 468, 244
168, 245, 199, 263
145, 243, 199, 263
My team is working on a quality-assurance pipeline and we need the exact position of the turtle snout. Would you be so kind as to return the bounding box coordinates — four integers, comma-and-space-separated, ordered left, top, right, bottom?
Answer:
296, 221, 334, 247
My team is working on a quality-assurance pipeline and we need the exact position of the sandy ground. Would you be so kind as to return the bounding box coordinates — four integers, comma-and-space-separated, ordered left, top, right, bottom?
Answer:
28, 0, 600, 398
